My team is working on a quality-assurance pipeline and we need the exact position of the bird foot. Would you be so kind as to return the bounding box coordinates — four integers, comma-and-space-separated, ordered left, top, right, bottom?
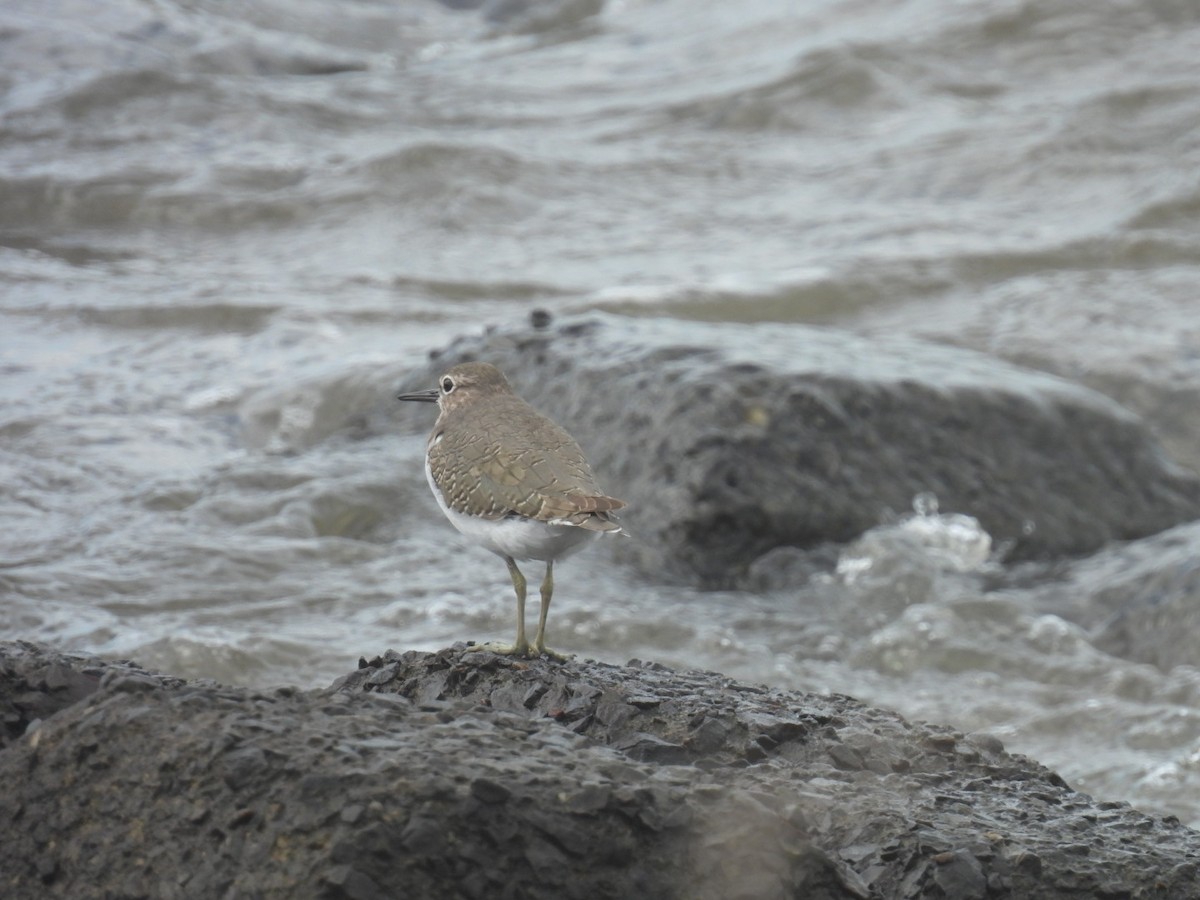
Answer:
532, 642, 571, 662
470, 640, 530, 657
468, 640, 571, 662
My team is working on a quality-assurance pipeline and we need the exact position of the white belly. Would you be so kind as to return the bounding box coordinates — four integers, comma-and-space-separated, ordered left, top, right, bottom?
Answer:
424, 458, 598, 562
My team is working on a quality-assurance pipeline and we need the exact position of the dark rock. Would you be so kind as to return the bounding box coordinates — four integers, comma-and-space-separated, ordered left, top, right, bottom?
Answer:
322, 865, 388, 900
614, 732, 690, 764
932, 848, 987, 899
469, 777, 512, 804
394, 314, 1200, 586
1027, 520, 1200, 672
2, 641, 1198, 899
0, 640, 181, 749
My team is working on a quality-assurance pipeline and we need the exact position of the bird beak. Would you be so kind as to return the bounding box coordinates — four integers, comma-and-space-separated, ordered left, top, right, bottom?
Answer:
396, 388, 439, 403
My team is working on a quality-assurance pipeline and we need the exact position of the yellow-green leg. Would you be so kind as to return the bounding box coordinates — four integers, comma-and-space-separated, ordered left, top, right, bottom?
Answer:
478, 556, 530, 657
532, 560, 569, 661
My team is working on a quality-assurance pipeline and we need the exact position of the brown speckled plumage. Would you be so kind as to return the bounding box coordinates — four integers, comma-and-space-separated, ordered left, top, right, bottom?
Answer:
426, 363, 625, 530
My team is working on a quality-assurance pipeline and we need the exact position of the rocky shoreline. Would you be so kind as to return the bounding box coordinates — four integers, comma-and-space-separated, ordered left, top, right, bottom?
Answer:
3, 640, 1197, 899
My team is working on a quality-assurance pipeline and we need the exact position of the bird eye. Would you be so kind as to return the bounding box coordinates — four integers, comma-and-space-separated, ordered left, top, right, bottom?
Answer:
441, 376, 455, 393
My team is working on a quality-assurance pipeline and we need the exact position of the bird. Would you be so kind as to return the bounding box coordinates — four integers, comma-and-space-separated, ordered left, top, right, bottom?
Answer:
397, 362, 626, 660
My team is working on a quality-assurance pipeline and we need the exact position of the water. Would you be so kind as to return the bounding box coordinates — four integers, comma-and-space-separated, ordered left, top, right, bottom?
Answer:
4, 0, 1200, 826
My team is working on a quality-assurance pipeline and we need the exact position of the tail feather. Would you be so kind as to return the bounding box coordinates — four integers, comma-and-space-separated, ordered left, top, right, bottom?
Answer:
566, 493, 626, 514
551, 505, 627, 535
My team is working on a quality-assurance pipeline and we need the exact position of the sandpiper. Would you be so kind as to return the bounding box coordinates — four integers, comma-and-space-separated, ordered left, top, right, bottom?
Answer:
398, 362, 625, 659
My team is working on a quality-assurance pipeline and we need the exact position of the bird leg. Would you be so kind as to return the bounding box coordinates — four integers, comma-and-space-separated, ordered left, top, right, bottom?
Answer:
477, 556, 529, 657
532, 560, 569, 661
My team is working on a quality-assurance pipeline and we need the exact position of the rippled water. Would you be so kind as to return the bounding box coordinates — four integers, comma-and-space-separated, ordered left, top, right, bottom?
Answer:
4, 0, 1200, 826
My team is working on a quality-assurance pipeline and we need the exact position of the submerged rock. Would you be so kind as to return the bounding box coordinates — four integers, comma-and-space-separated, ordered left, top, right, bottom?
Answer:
1026, 519, 1200, 672
392, 314, 1200, 586
2, 640, 1198, 898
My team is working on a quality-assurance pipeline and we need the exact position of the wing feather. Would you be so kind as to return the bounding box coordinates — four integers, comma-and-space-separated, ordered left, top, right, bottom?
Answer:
428, 397, 626, 533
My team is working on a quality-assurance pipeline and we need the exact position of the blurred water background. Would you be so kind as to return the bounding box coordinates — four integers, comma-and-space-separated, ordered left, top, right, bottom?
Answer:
4, 0, 1200, 826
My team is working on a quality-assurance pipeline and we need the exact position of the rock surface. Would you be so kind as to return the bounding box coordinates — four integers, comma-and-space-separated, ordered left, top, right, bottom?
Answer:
3, 640, 1198, 899
391, 313, 1200, 586
1027, 519, 1200, 672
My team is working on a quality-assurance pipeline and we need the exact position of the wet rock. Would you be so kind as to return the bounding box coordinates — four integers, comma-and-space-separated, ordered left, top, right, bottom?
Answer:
397, 314, 1200, 586
931, 848, 987, 899
0, 640, 182, 750
1027, 520, 1200, 671
469, 777, 512, 804
2, 641, 1198, 899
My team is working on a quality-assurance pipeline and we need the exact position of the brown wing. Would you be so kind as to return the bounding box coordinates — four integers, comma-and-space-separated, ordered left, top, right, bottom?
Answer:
429, 398, 625, 531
